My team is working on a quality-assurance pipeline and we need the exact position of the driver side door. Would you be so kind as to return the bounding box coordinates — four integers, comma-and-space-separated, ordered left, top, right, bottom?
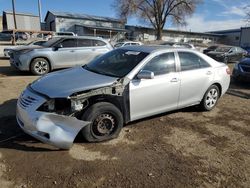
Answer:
129, 52, 180, 121
51, 38, 77, 68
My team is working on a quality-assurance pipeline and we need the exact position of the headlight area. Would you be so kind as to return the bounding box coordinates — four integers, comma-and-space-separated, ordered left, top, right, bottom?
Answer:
37, 98, 88, 116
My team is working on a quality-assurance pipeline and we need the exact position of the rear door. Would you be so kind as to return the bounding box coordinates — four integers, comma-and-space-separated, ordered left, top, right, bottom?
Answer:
177, 51, 214, 108
51, 38, 77, 68
129, 52, 180, 121
75, 39, 109, 66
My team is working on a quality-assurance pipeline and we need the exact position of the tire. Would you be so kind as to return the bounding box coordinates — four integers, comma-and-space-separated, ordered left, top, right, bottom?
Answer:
200, 85, 220, 111
30, 58, 50, 75
81, 102, 123, 142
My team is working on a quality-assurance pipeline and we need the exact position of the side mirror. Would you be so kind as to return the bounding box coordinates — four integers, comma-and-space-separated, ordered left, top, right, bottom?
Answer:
137, 70, 154, 79
52, 44, 63, 51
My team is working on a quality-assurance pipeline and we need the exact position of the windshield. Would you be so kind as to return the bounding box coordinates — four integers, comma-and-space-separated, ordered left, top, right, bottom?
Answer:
84, 49, 149, 78
215, 47, 231, 52
42, 37, 61, 47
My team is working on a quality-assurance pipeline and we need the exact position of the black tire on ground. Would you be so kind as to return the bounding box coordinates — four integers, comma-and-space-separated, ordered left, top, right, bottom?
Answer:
30, 58, 50, 75
81, 102, 123, 142
200, 85, 220, 111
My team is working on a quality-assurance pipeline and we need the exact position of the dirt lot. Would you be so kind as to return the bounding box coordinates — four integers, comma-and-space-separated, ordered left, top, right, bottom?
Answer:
0, 58, 250, 188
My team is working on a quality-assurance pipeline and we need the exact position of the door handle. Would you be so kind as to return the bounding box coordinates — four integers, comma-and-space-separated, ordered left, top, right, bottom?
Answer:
70, 50, 75, 52
206, 71, 212, 75
170, 78, 179, 82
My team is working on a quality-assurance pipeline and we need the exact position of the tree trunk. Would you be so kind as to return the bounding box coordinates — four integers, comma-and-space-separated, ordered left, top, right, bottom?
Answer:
156, 27, 162, 40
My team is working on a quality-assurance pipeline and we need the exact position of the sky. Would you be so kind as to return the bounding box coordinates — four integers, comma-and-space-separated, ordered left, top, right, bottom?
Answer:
0, 0, 249, 32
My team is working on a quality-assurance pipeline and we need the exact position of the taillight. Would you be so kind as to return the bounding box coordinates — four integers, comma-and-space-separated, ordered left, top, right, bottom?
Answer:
226, 67, 231, 75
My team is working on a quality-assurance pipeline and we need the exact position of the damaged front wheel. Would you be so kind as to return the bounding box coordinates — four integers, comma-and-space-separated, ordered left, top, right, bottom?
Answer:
81, 102, 123, 142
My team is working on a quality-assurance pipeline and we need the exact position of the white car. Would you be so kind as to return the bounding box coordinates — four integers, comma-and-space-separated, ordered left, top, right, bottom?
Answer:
16, 46, 230, 149
114, 41, 142, 48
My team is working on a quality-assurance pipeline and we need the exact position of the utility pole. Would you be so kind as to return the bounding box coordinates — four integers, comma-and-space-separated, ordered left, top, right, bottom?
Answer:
12, 0, 17, 29
38, 0, 42, 30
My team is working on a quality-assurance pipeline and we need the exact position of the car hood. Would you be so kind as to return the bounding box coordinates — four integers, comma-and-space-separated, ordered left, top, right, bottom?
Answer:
31, 66, 118, 98
13, 45, 44, 52
5, 45, 39, 51
239, 57, 250, 65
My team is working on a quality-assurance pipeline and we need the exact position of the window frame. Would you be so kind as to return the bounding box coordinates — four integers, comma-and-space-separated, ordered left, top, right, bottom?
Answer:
140, 52, 177, 77
58, 38, 77, 48
177, 51, 211, 72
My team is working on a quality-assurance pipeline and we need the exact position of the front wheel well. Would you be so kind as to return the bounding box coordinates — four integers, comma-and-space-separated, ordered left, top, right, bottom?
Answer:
80, 95, 125, 121
29, 57, 52, 71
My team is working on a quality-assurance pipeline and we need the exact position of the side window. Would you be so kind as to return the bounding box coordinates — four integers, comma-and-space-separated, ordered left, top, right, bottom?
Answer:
77, 39, 92, 47
93, 40, 106, 46
230, 47, 236, 53
59, 39, 77, 48
178, 52, 210, 71
142, 53, 176, 76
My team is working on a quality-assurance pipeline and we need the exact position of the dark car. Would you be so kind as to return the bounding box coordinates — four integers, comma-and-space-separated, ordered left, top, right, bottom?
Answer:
203, 45, 219, 54
232, 56, 250, 82
0, 31, 28, 41
207, 46, 247, 63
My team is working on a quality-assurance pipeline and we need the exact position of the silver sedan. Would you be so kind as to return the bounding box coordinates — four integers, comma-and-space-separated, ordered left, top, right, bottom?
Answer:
16, 46, 230, 149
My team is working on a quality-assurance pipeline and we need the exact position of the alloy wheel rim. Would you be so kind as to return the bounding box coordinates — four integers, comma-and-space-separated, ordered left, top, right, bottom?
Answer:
34, 61, 48, 74
205, 88, 218, 108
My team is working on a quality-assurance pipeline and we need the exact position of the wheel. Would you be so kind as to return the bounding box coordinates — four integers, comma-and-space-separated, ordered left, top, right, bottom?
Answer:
30, 58, 50, 75
223, 56, 228, 64
200, 85, 220, 111
81, 102, 123, 142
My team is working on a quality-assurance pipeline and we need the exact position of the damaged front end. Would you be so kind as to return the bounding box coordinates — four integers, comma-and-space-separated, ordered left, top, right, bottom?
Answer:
16, 86, 90, 149
16, 79, 127, 149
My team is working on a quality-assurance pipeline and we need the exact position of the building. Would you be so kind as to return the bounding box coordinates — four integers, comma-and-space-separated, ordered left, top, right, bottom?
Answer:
0, 16, 2, 31
44, 11, 126, 40
240, 27, 250, 49
125, 25, 222, 44
2, 11, 40, 31
210, 27, 250, 48
209, 29, 241, 46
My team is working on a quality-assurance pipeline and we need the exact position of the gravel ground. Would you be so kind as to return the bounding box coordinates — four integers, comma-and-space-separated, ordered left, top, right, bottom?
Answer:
0, 58, 250, 188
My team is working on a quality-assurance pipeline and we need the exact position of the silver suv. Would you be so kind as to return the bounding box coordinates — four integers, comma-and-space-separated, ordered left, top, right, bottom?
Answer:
10, 36, 113, 75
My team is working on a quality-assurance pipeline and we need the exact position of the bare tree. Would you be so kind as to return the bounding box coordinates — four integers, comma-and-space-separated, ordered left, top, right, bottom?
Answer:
113, 0, 202, 40
245, 5, 250, 25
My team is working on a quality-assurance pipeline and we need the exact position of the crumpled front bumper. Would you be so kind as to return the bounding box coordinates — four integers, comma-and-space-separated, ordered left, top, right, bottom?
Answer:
16, 87, 90, 149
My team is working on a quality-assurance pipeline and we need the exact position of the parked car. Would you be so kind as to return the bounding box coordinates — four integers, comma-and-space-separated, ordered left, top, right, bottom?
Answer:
53, 32, 76, 36
16, 46, 230, 149
4, 40, 47, 57
232, 55, 250, 82
161, 42, 196, 49
207, 46, 247, 63
203, 45, 219, 54
114, 41, 142, 48
172, 43, 196, 49
0, 31, 28, 41
10, 36, 113, 75
161, 41, 175, 46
